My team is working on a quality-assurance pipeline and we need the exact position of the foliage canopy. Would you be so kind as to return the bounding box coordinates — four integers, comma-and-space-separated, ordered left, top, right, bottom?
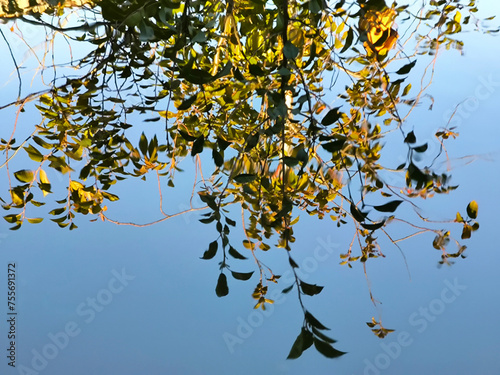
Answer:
0, 0, 494, 359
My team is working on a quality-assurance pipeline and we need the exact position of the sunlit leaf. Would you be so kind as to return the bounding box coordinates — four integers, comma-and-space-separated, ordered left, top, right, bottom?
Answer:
14, 170, 34, 183
466, 200, 478, 219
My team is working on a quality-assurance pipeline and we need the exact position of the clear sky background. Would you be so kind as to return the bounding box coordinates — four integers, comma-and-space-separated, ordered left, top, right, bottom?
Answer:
1, 1, 500, 375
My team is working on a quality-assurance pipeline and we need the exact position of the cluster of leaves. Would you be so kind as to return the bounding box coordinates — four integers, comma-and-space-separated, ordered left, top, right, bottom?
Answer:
0, 0, 495, 359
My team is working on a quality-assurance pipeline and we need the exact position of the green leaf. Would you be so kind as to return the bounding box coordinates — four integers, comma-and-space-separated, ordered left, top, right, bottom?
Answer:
373, 200, 403, 213
466, 200, 478, 219
395, 60, 416, 75
215, 273, 229, 297
313, 338, 346, 358
228, 246, 247, 260
321, 107, 342, 125
14, 170, 34, 183
283, 41, 300, 59
300, 281, 324, 296
230, 271, 254, 280
201, 240, 218, 260
233, 174, 257, 183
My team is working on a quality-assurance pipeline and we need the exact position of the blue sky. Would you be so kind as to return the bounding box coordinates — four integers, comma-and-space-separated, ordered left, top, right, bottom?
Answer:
1, 2, 500, 374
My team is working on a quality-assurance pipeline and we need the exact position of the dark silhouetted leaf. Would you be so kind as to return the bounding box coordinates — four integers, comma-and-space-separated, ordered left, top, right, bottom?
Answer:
404, 131, 416, 143
313, 338, 346, 358
231, 271, 254, 280
305, 311, 329, 330
249, 64, 266, 76
176, 94, 198, 110
300, 281, 324, 296
182, 68, 214, 84
361, 221, 386, 230
395, 60, 416, 75
373, 200, 403, 213
340, 28, 354, 53
350, 203, 367, 223
312, 327, 337, 343
179, 130, 196, 141
212, 148, 224, 167
228, 246, 247, 260
283, 156, 299, 167
139, 133, 148, 155
321, 107, 342, 125
322, 139, 345, 153
233, 174, 257, 183
215, 273, 229, 297
413, 143, 428, 152
191, 135, 205, 156
287, 329, 307, 359
282, 284, 294, 294
283, 41, 300, 59
396, 162, 406, 170
201, 240, 218, 259
289, 256, 299, 268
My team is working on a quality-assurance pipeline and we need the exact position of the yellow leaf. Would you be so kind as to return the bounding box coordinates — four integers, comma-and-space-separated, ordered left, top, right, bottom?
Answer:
39, 169, 50, 184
